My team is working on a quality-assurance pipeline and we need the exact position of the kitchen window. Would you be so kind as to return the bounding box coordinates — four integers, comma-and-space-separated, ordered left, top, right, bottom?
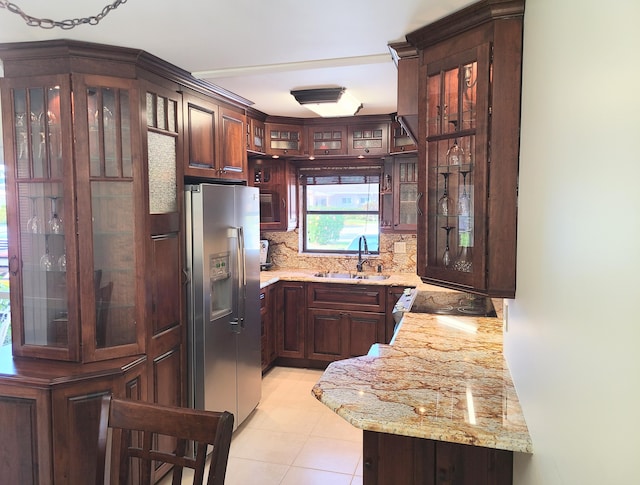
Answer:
300, 163, 381, 254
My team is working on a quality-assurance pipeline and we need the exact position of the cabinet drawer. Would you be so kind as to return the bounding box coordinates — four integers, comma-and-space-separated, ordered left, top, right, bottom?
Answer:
307, 283, 385, 313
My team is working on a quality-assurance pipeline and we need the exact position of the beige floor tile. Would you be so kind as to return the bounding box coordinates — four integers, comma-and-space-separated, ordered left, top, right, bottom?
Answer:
292, 436, 362, 475
245, 403, 325, 435
229, 427, 307, 465
280, 466, 353, 485
224, 457, 288, 485
311, 409, 363, 442
351, 474, 364, 485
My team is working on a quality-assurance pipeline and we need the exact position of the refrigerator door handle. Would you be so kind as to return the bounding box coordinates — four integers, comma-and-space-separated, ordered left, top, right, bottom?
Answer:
236, 226, 247, 328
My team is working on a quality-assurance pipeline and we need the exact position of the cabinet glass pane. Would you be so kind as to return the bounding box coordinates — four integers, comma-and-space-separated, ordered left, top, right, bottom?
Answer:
91, 181, 136, 348
13, 86, 63, 180
398, 184, 418, 225
88, 86, 131, 178
147, 131, 177, 214
461, 61, 477, 130
429, 135, 475, 273
18, 182, 68, 347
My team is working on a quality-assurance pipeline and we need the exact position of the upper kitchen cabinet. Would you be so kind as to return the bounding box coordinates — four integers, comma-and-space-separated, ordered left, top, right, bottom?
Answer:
249, 158, 298, 231
247, 112, 267, 155
390, 119, 417, 154
380, 156, 419, 233
265, 120, 305, 157
389, 41, 419, 144
408, 0, 524, 298
347, 119, 389, 157
0, 62, 145, 362
306, 121, 348, 157
219, 105, 248, 178
183, 92, 248, 182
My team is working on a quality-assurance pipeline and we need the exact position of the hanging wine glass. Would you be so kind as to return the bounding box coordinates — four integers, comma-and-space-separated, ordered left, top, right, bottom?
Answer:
437, 172, 453, 216
441, 225, 455, 268
40, 236, 53, 271
457, 170, 471, 216
453, 231, 473, 273
27, 196, 43, 234
58, 253, 67, 272
446, 139, 464, 166
48, 196, 63, 234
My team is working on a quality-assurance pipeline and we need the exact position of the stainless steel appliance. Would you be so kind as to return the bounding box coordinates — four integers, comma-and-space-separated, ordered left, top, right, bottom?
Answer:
184, 183, 261, 430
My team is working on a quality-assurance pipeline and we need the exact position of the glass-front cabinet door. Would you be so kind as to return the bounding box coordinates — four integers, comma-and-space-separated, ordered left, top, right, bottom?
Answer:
4, 75, 78, 360
423, 45, 490, 291
2, 74, 143, 361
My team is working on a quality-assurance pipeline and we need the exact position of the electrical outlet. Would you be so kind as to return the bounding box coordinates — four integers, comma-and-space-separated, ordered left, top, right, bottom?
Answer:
394, 242, 406, 254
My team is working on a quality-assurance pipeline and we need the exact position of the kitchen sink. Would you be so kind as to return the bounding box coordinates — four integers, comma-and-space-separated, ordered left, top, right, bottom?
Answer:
313, 272, 390, 281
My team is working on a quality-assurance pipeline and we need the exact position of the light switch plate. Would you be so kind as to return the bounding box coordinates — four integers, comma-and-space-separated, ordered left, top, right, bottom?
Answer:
394, 242, 406, 254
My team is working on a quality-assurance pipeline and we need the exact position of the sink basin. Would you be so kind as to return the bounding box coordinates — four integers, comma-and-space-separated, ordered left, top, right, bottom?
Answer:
313, 272, 390, 280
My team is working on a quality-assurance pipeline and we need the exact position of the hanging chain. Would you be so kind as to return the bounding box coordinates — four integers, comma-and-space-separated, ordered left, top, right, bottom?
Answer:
0, 0, 127, 30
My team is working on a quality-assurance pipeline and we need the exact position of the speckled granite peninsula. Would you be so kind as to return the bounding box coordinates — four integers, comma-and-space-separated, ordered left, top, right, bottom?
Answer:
311, 311, 532, 454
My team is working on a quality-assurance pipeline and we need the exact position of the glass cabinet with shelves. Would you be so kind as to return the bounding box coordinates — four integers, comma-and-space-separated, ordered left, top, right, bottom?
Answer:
2, 73, 143, 361
409, 0, 524, 297
425, 52, 485, 289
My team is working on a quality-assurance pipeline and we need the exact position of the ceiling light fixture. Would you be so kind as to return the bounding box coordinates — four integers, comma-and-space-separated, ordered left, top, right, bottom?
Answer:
291, 87, 363, 118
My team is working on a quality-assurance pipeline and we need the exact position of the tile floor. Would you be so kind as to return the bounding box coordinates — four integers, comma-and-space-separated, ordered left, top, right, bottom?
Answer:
160, 366, 363, 485
225, 366, 363, 485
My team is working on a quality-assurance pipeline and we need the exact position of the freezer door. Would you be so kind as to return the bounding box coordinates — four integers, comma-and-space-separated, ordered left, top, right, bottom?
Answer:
234, 185, 262, 426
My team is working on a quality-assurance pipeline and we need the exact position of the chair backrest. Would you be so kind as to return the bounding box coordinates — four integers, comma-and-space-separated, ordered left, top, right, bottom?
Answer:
96, 396, 234, 485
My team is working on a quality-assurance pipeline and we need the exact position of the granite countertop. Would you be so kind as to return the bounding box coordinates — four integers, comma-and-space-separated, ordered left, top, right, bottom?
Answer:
311, 311, 532, 453
259, 268, 445, 291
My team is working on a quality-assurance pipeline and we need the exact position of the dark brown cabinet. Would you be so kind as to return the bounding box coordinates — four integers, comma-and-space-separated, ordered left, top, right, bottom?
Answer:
390, 119, 417, 154
307, 122, 348, 157
380, 156, 419, 233
249, 158, 297, 231
260, 285, 276, 371
408, 0, 524, 298
0, 350, 146, 485
184, 92, 247, 181
363, 431, 513, 485
265, 121, 305, 157
306, 283, 385, 363
1, 70, 145, 363
275, 281, 306, 359
348, 121, 389, 157
247, 114, 266, 155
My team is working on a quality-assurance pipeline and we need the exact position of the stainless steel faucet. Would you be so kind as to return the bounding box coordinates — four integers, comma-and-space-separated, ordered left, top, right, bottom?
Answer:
356, 235, 369, 272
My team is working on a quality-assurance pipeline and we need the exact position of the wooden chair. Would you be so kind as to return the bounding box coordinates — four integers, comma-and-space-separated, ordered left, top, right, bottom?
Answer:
96, 396, 234, 485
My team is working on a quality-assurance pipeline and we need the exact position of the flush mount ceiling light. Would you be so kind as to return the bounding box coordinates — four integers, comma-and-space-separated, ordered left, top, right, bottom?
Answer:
291, 87, 363, 118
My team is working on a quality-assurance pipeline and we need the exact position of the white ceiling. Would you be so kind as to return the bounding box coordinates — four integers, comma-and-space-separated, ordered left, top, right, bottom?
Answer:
0, 0, 475, 118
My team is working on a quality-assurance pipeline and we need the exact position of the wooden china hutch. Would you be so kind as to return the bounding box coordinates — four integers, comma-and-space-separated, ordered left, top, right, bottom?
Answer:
0, 40, 251, 484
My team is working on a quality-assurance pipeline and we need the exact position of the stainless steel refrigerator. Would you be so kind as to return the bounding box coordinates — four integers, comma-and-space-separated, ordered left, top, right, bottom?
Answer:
184, 183, 261, 430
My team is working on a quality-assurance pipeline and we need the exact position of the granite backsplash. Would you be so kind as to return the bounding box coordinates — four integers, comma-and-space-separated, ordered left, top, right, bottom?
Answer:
261, 230, 417, 275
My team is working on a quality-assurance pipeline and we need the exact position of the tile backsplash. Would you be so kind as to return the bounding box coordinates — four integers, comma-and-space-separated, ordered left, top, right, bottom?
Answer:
261, 230, 417, 274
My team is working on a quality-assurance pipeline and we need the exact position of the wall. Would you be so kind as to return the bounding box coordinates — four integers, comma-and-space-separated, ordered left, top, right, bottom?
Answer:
504, 0, 640, 483
262, 230, 417, 274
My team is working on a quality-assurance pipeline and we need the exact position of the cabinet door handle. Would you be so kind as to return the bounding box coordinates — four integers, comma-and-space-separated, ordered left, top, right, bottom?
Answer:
281, 198, 286, 208
416, 192, 424, 216
9, 255, 20, 276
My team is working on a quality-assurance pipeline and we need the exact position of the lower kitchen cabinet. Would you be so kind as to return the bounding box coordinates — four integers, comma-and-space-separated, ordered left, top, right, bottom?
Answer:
306, 282, 385, 363
275, 281, 306, 360
260, 285, 277, 371
363, 430, 513, 485
307, 308, 385, 361
0, 352, 146, 485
